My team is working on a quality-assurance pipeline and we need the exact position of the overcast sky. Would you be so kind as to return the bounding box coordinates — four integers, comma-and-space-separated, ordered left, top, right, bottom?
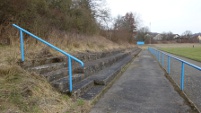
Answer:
106, 0, 201, 34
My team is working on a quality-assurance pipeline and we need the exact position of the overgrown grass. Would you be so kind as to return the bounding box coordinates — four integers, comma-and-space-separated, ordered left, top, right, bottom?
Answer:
0, 64, 91, 113
158, 44, 201, 62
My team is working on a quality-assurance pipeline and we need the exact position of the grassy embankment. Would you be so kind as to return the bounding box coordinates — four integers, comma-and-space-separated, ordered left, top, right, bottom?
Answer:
155, 44, 201, 62
0, 31, 134, 113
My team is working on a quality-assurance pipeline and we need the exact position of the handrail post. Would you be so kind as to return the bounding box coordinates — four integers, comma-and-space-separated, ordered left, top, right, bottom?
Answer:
158, 51, 160, 61
162, 53, 164, 67
167, 56, 171, 74
155, 50, 157, 57
159, 52, 161, 64
156, 50, 158, 59
68, 57, 73, 92
20, 30, 25, 61
180, 62, 185, 91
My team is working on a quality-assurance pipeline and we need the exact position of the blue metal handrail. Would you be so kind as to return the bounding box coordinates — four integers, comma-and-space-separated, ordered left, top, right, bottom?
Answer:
148, 47, 201, 91
13, 24, 84, 92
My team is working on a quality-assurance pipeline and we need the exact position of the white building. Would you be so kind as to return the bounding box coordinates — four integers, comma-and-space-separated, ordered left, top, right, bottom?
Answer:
153, 34, 162, 40
198, 35, 201, 43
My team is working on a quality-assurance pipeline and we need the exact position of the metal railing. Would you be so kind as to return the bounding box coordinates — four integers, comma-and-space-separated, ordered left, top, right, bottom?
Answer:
148, 47, 201, 91
13, 24, 84, 92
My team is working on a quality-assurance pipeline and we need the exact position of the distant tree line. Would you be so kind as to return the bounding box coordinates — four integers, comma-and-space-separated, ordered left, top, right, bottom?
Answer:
0, 0, 144, 44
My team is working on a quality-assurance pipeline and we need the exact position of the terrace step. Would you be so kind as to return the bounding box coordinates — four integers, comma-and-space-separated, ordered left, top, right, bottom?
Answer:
19, 48, 128, 69
56, 48, 141, 99
19, 56, 65, 69
28, 62, 67, 74
50, 52, 131, 91
80, 85, 104, 100
44, 50, 131, 82
20, 47, 141, 100
93, 49, 141, 86
26, 48, 131, 75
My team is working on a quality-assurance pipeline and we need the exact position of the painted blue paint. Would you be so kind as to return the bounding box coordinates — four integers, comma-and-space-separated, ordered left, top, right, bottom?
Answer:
68, 57, 72, 92
137, 41, 145, 45
180, 62, 185, 91
157, 51, 159, 61
20, 30, 24, 61
162, 53, 164, 67
13, 24, 84, 92
159, 52, 161, 64
168, 56, 171, 74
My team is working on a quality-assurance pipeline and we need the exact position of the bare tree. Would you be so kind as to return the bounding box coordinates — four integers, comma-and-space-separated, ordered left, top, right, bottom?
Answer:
161, 31, 174, 41
182, 30, 192, 38
136, 27, 150, 42
112, 12, 138, 43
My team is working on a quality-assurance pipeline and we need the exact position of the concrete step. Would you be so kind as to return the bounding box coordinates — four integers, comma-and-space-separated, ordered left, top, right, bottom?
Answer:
81, 52, 129, 77
94, 48, 141, 85
49, 52, 130, 91
80, 48, 141, 100
80, 85, 104, 100
42, 66, 82, 82
44, 50, 131, 82
19, 48, 129, 69
71, 78, 95, 97
25, 48, 131, 74
51, 73, 85, 92
18, 56, 65, 69
56, 48, 141, 98
28, 62, 67, 74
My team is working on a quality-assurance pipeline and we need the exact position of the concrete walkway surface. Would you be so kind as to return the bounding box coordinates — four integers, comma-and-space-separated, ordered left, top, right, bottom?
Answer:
90, 50, 194, 113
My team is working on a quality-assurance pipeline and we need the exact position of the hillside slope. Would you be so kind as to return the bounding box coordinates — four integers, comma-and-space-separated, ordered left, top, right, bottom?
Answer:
0, 34, 135, 113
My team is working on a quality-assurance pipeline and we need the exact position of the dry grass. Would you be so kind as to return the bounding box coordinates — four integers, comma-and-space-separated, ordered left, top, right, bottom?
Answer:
0, 29, 136, 113
47, 30, 133, 54
0, 64, 91, 113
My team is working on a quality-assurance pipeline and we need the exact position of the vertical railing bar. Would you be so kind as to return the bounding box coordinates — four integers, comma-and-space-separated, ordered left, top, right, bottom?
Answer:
180, 62, 185, 91
158, 51, 161, 64
162, 53, 164, 67
20, 30, 25, 61
168, 56, 171, 74
68, 57, 73, 92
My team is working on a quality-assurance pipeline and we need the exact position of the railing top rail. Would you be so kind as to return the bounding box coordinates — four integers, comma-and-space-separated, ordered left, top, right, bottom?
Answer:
13, 24, 84, 67
149, 47, 201, 71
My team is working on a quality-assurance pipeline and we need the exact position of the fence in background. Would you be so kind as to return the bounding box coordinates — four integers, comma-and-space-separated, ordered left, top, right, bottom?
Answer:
148, 47, 201, 111
148, 47, 201, 91
13, 24, 84, 92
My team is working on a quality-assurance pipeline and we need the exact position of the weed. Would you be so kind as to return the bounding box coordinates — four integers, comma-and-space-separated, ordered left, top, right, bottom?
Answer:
77, 99, 85, 106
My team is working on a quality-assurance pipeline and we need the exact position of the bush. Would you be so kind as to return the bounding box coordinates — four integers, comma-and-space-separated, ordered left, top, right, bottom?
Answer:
0, 0, 99, 42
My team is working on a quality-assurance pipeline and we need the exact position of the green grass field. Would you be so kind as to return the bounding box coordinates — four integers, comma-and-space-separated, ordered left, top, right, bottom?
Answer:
158, 44, 201, 62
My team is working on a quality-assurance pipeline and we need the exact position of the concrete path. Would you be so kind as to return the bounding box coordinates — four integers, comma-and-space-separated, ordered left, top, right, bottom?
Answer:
90, 50, 193, 113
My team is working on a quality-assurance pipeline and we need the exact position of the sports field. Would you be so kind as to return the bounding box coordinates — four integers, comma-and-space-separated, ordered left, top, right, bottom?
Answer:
153, 44, 201, 62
